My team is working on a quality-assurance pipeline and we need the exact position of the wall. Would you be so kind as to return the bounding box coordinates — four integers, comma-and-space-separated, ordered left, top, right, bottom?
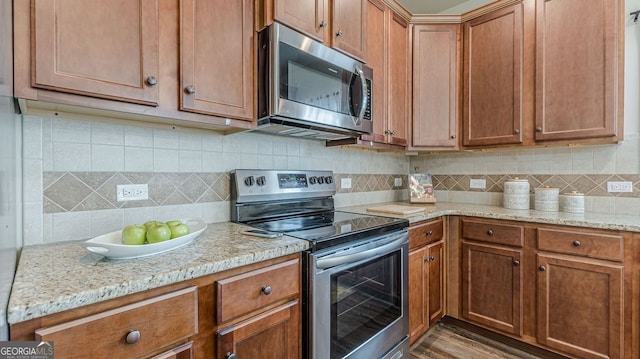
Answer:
411, 0, 640, 216
22, 117, 409, 245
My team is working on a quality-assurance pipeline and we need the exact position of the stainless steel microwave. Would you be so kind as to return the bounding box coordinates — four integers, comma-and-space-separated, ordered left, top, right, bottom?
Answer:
256, 23, 373, 141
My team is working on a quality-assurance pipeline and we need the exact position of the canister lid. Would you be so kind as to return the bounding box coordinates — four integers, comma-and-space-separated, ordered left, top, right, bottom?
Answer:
535, 186, 559, 191
562, 190, 584, 196
505, 177, 528, 182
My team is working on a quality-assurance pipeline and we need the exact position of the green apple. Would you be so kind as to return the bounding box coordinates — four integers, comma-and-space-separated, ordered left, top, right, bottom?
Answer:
165, 220, 184, 228
146, 223, 172, 243
144, 220, 164, 229
169, 223, 190, 239
122, 225, 146, 245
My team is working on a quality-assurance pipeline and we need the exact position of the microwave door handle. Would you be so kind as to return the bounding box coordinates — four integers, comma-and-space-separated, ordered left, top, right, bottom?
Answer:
315, 236, 405, 270
354, 67, 368, 125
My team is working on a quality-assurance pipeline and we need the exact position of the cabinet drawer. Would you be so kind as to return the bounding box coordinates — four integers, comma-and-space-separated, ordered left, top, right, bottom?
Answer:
217, 258, 300, 323
409, 218, 444, 249
461, 219, 524, 247
537, 228, 624, 262
35, 287, 198, 359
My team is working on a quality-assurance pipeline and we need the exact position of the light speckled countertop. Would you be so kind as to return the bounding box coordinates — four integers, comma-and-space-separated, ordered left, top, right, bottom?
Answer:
338, 202, 640, 232
8, 221, 308, 325
9, 202, 640, 325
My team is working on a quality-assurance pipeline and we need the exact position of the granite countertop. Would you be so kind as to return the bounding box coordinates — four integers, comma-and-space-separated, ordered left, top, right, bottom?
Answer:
338, 202, 640, 232
9, 202, 640, 326
7, 222, 308, 325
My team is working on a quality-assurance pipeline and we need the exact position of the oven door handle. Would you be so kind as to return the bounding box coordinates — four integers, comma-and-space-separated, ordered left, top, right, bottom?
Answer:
315, 236, 406, 270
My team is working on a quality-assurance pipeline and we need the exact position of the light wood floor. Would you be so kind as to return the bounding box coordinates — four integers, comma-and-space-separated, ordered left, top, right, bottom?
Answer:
410, 322, 556, 359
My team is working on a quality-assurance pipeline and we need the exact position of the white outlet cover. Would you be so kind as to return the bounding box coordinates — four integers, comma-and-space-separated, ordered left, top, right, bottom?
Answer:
470, 179, 486, 189
117, 184, 149, 201
394, 178, 403, 186
341, 178, 352, 189
607, 181, 633, 193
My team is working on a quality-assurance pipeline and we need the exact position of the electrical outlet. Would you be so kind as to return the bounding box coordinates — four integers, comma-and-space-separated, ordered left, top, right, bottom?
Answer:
117, 184, 149, 201
607, 181, 633, 193
341, 178, 352, 189
470, 179, 486, 189
394, 178, 403, 187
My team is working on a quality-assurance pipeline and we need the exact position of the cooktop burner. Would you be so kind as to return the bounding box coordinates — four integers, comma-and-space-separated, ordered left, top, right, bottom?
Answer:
248, 211, 408, 251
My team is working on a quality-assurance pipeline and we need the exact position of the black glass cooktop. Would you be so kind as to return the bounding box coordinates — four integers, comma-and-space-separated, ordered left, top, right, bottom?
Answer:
248, 211, 409, 251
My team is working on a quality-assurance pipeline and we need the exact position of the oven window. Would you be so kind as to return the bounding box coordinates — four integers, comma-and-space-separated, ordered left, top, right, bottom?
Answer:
330, 251, 401, 358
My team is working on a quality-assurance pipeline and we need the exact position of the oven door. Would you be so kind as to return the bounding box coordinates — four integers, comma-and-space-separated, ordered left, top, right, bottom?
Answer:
307, 231, 409, 359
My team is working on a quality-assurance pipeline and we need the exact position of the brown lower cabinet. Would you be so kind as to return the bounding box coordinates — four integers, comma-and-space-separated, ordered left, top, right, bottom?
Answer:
452, 216, 637, 359
409, 218, 445, 344
10, 253, 301, 359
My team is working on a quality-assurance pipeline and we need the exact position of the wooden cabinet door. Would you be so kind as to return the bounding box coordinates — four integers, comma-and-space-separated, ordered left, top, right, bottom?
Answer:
427, 240, 445, 327
360, 0, 387, 144
535, 0, 622, 141
462, 3, 523, 147
150, 342, 194, 359
217, 300, 299, 359
273, 0, 326, 42
32, 0, 159, 105
331, 0, 366, 60
180, 0, 254, 121
462, 241, 523, 336
409, 246, 427, 343
411, 24, 460, 150
536, 253, 623, 359
387, 12, 409, 147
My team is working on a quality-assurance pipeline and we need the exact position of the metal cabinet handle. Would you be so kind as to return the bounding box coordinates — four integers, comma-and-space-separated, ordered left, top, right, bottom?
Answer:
536, 127, 543, 132
426, 230, 433, 236
225, 353, 237, 359
539, 265, 546, 271
337, 30, 343, 37
125, 330, 141, 344
391, 131, 397, 135
513, 260, 520, 267
451, 135, 456, 139
185, 86, 196, 94
487, 229, 494, 236
572, 240, 581, 247
261, 285, 272, 295
320, 20, 327, 28
514, 129, 520, 134
425, 256, 435, 263
146, 76, 157, 86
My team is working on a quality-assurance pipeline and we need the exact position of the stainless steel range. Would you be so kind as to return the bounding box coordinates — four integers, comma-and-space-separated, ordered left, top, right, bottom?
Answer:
231, 169, 410, 359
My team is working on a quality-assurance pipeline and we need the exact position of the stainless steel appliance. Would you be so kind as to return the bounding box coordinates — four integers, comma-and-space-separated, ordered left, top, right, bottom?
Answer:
256, 23, 373, 141
231, 170, 409, 359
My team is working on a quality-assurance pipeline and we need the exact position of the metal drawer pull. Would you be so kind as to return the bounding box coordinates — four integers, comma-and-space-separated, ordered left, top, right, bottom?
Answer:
320, 20, 327, 28
185, 85, 196, 94
125, 330, 141, 344
539, 265, 546, 272
513, 260, 520, 267
487, 229, 494, 236
146, 76, 157, 86
225, 353, 237, 359
572, 240, 581, 247
426, 230, 433, 236
424, 256, 435, 262
261, 285, 272, 295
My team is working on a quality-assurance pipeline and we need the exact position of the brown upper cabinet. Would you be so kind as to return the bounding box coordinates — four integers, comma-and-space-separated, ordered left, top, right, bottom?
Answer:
261, 0, 367, 60
462, 3, 524, 147
360, 1, 408, 148
461, 0, 624, 149
534, 0, 623, 142
180, 0, 254, 120
411, 24, 461, 150
30, 0, 160, 106
14, 0, 254, 130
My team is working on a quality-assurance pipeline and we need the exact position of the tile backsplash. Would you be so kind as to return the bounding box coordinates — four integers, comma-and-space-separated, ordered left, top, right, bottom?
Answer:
23, 115, 410, 245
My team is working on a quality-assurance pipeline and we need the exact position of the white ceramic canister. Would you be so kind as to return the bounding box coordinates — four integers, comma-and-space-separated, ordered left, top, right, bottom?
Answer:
559, 191, 585, 213
534, 187, 559, 211
503, 178, 530, 209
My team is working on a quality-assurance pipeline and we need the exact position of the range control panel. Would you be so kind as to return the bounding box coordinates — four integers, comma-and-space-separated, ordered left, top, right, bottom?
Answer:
231, 169, 336, 203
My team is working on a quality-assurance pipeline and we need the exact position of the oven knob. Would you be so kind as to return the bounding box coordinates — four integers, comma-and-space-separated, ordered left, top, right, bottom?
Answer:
309, 176, 317, 185
324, 176, 333, 184
317, 176, 325, 184
244, 176, 255, 186
256, 176, 266, 186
